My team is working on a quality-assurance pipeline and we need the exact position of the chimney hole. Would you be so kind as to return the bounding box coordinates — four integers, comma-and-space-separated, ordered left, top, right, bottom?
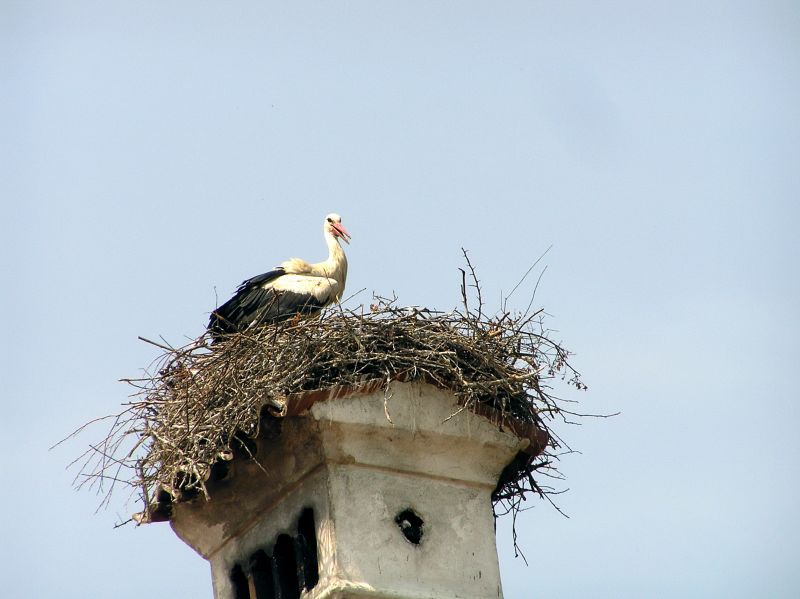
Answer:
395, 508, 424, 545
250, 550, 275, 599
296, 508, 319, 591
230, 564, 251, 599
274, 534, 301, 599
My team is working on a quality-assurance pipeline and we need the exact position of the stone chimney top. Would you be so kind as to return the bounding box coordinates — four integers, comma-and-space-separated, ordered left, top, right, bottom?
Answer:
168, 381, 546, 599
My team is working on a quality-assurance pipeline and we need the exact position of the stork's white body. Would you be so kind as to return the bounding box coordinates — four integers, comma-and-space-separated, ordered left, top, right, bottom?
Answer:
278, 224, 349, 302
208, 214, 350, 338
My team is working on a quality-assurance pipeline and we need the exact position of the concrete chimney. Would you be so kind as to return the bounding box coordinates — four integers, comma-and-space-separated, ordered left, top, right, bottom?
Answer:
167, 381, 543, 599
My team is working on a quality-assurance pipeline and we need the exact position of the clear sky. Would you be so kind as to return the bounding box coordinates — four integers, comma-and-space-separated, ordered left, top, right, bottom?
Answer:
2, 1, 799, 598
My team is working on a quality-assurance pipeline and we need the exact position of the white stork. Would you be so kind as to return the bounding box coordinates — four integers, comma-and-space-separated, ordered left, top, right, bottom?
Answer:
208, 213, 351, 339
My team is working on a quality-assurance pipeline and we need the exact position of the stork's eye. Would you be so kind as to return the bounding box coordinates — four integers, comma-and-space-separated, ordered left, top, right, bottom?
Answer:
327, 218, 333, 223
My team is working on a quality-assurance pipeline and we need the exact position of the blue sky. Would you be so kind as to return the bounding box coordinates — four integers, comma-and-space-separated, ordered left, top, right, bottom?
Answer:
2, 1, 799, 597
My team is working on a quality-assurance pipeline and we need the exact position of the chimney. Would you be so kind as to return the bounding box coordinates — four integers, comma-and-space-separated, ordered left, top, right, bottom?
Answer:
165, 380, 546, 599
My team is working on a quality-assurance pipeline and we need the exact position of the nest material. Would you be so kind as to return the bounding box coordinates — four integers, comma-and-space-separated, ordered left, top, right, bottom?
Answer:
72, 284, 585, 526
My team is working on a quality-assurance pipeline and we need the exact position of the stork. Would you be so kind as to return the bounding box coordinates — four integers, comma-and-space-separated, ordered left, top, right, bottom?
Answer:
208, 213, 351, 339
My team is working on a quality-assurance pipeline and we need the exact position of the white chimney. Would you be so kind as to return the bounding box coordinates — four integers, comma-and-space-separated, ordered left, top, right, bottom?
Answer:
167, 381, 542, 599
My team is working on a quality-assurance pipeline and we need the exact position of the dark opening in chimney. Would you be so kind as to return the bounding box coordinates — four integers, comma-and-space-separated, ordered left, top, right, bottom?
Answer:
296, 508, 319, 591
395, 508, 424, 545
274, 534, 300, 599
230, 564, 251, 599
250, 550, 275, 599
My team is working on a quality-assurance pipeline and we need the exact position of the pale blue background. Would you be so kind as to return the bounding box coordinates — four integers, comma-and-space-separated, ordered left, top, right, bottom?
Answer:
2, 1, 798, 598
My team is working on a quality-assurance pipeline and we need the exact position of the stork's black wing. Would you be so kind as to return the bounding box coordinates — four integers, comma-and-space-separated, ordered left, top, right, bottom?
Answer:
208, 268, 285, 338
235, 269, 286, 292
207, 268, 329, 339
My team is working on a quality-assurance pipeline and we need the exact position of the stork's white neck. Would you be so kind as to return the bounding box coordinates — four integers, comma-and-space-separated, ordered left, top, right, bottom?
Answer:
324, 229, 345, 260
317, 229, 348, 299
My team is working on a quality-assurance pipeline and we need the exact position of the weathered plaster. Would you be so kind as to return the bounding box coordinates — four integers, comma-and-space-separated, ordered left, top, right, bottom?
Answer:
170, 382, 527, 599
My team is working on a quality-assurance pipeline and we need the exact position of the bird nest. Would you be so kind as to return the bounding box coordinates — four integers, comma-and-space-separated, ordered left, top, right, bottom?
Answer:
67, 269, 587, 530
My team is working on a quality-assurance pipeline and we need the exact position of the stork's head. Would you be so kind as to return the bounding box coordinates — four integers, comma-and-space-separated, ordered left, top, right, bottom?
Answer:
325, 213, 351, 245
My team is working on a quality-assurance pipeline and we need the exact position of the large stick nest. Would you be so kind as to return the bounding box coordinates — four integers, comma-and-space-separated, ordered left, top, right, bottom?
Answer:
68, 267, 587, 527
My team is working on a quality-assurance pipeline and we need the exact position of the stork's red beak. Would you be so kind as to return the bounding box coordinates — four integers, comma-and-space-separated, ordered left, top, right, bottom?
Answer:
333, 222, 351, 244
